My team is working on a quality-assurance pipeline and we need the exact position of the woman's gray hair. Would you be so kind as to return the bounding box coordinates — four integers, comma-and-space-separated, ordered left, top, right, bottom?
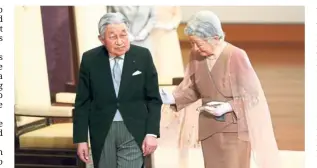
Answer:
98, 12, 130, 39
184, 10, 225, 40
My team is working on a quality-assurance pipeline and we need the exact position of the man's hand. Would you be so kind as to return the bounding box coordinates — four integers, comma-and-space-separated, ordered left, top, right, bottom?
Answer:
142, 136, 158, 156
77, 142, 90, 163
198, 101, 233, 116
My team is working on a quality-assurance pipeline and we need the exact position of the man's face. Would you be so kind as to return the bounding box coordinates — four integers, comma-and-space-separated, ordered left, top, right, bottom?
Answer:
188, 36, 217, 57
99, 23, 130, 56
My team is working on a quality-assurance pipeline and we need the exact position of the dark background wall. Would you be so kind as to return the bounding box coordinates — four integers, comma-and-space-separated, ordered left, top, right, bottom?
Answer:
40, 6, 74, 99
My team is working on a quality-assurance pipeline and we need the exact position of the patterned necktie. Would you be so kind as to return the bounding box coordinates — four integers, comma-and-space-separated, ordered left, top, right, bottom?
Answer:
112, 57, 122, 96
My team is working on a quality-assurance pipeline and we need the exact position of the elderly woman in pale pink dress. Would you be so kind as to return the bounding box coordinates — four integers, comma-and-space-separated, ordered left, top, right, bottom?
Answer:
160, 10, 281, 168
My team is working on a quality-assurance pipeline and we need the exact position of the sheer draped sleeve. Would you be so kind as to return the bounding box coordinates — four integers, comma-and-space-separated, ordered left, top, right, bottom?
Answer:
228, 48, 281, 168
173, 51, 200, 111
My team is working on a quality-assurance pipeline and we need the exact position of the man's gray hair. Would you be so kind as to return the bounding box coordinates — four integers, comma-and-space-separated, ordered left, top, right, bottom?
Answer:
98, 12, 130, 39
184, 10, 225, 40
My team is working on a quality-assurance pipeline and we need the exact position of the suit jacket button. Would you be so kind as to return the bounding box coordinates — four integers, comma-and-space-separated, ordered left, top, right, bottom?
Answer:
117, 103, 120, 107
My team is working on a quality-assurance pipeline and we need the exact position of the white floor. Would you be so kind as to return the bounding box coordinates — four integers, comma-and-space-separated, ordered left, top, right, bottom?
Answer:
152, 147, 305, 168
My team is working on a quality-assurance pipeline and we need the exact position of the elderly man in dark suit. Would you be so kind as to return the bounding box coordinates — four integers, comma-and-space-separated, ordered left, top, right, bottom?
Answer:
73, 12, 162, 168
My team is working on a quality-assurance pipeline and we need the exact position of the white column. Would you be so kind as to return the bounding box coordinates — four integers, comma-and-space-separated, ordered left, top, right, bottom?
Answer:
14, 6, 51, 106
14, 6, 51, 125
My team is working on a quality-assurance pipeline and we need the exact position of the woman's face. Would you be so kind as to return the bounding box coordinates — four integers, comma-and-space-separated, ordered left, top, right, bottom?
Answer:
188, 36, 218, 56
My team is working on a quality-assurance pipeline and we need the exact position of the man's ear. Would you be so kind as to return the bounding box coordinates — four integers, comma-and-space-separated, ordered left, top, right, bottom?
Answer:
98, 35, 105, 45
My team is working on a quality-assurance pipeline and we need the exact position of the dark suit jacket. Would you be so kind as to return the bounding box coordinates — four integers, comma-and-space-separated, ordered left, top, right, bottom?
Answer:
73, 44, 162, 167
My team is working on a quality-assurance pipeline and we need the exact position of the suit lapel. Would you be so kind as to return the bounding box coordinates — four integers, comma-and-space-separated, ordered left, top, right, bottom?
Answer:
118, 48, 135, 98
97, 47, 117, 98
